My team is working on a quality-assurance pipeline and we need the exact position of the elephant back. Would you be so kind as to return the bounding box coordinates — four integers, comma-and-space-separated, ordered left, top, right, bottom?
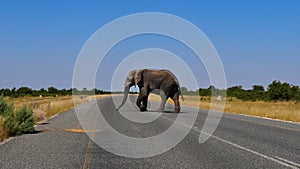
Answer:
160, 69, 180, 86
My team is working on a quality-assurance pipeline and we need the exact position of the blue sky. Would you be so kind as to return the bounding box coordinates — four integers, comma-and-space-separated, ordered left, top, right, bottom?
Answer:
1, 1, 299, 90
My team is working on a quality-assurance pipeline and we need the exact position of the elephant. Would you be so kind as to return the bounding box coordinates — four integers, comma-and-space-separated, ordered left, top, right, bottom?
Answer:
117, 69, 184, 113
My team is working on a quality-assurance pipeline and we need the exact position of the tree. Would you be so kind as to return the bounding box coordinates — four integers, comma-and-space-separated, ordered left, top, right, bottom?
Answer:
252, 85, 265, 101
37, 88, 47, 96
16, 87, 32, 97
227, 86, 243, 97
47, 86, 58, 95
81, 88, 91, 95
267, 81, 292, 101
72, 88, 79, 95
291, 85, 300, 101
11, 87, 16, 96
199, 88, 211, 96
0, 88, 12, 97
252, 85, 264, 92
60, 88, 69, 96
208, 85, 216, 91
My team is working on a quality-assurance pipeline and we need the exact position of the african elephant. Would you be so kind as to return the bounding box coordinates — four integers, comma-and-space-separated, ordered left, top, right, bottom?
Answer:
117, 69, 183, 113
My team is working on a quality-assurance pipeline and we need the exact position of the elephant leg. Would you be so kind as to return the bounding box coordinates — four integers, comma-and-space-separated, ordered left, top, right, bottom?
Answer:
136, 93, 143, 110
158, 91, 167, 112
172, 92, 180, 113
136, 87, 148, 111
141, 94, 149, 111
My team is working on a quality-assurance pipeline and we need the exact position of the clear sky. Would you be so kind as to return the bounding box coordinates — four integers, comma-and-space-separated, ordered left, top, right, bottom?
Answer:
1, 1, 299, 90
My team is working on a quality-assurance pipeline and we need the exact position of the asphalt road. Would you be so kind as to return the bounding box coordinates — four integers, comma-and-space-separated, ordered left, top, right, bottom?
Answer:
0, 96, 300, 169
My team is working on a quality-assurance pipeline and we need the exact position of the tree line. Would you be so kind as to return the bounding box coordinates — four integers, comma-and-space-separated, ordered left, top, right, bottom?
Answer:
1, 80, 300, 101
181, 80, 300, 101
0, 87, 113, 97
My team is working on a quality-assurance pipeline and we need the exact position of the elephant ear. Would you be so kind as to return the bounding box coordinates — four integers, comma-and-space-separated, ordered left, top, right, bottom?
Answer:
134, 70, 142, 87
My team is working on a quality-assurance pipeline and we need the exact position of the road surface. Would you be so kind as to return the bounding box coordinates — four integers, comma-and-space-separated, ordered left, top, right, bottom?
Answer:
0, 96, 300, 169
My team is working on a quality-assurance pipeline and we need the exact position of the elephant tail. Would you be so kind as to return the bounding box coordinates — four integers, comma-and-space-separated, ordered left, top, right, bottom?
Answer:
179, 87, 185, 102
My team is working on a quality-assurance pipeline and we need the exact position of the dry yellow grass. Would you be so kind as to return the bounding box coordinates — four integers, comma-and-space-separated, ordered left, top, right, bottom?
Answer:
0, 94, 111, 141
149, 94, 300, 123
6, 95, 111, 122
8, 94, 298, 123
0, 116, 9, 142
224, 98, 300, 123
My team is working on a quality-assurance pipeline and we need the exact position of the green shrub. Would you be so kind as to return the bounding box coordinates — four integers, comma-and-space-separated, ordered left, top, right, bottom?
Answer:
16, 107, 34, 134
0, 96, 9, 115
0, 96, 34, 136
6, 107, 34, 135
0, 96, 13, 140
267, 81, 292, 101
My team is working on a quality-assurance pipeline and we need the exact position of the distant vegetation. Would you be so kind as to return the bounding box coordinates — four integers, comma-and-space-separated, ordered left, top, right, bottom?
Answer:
1, 80, 299, 102
0, 80, 299, 102
181, 80, 300, 102
0, 87, 113, 97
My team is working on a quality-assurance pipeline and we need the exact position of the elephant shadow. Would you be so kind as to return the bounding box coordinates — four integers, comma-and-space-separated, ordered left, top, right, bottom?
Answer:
147, 110, 188, 114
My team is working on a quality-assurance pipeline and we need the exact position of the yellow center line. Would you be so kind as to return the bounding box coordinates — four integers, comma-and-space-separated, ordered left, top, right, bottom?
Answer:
40, 129, 100, 133
64, 129, 101, 133
82, 138, 93, 169
82, 112, 99, 169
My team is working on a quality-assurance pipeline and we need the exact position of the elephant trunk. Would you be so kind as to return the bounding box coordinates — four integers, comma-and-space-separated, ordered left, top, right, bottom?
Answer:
117, 85, 130, 111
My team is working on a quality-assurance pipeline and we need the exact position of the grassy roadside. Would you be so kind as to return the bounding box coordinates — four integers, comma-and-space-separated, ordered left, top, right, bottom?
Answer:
7, 95, 110, 122
2, 94, 299, 141
0, 94, 111, 141
149, 94, 300, 123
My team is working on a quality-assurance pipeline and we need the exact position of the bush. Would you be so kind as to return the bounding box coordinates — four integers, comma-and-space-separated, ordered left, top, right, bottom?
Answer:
0, 96, 34, 137
6, 107, 34, 135
0, 96, 12, 140
267, 81, 292, 101
0, 96, 9, 115
16, 107, 35, 134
